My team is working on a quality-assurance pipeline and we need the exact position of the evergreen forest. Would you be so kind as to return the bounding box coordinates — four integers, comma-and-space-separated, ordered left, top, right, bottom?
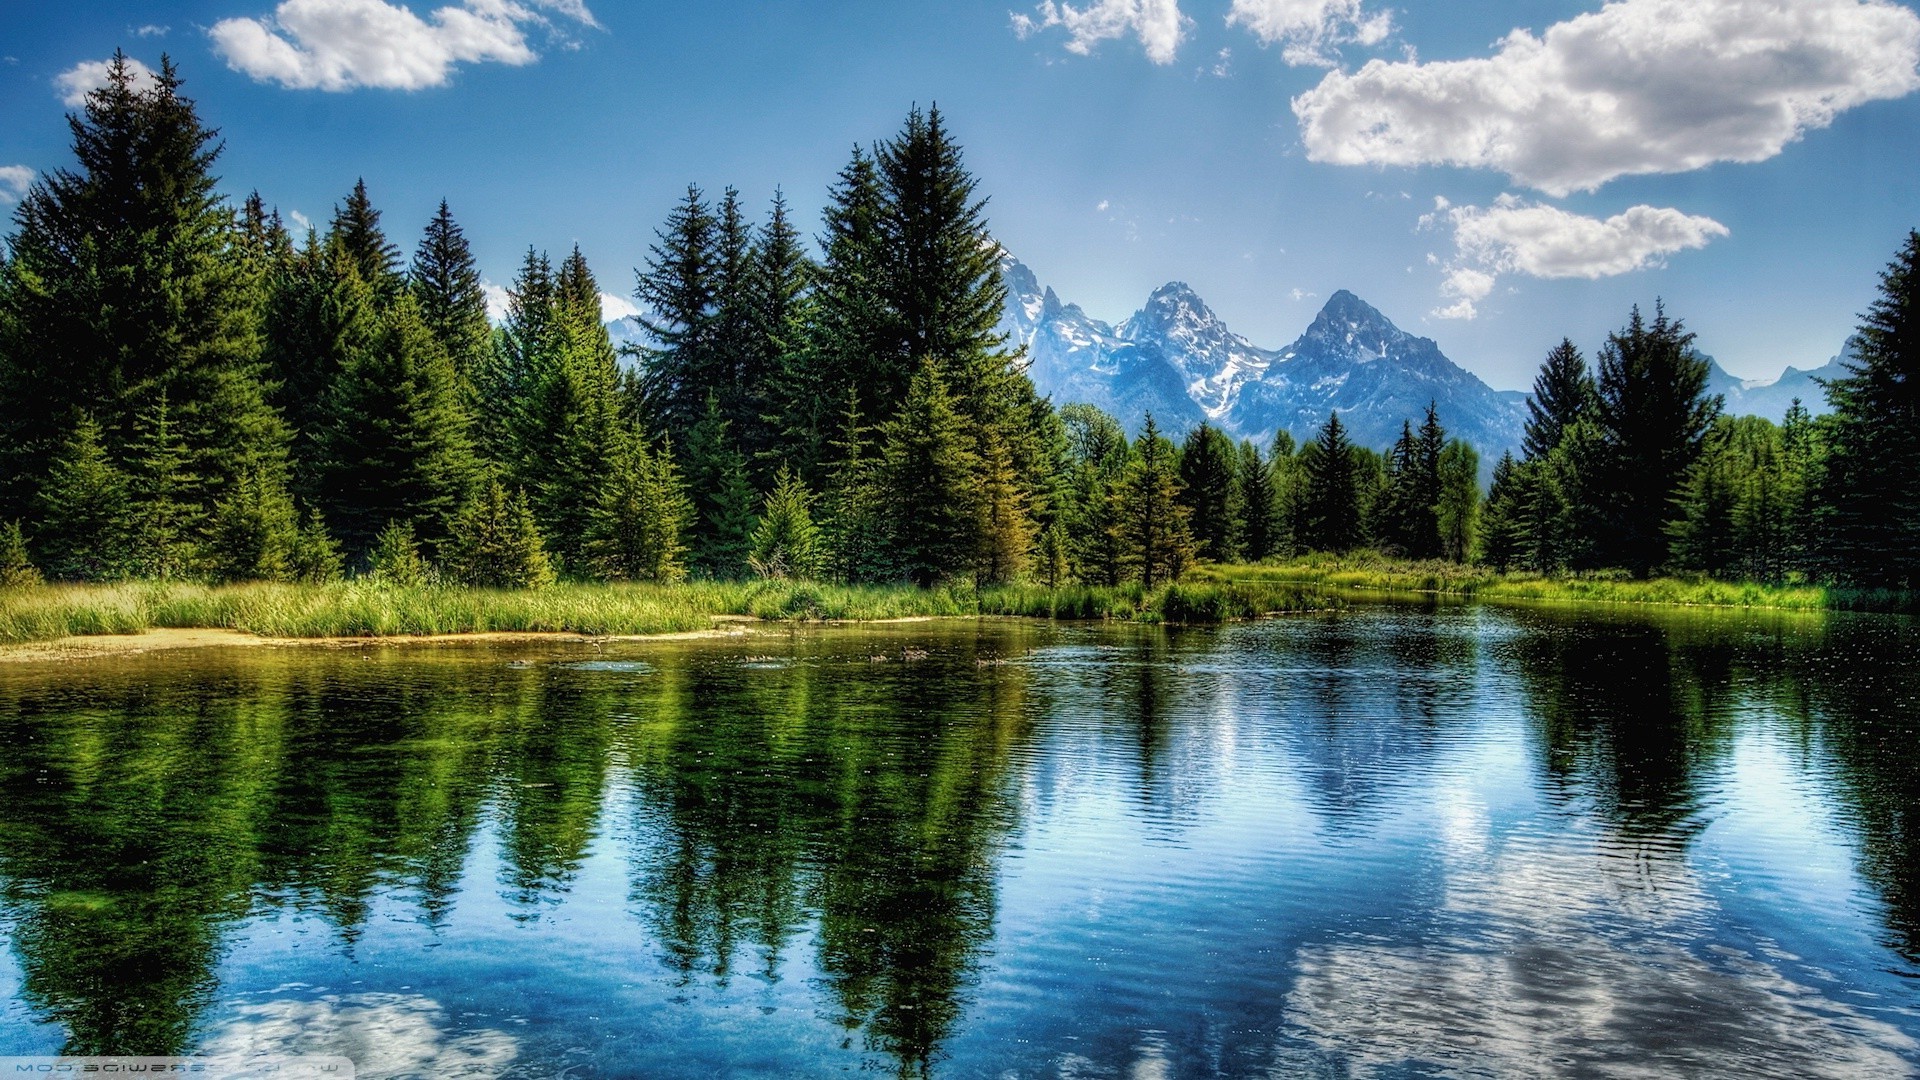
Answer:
4, 56, 1918, 595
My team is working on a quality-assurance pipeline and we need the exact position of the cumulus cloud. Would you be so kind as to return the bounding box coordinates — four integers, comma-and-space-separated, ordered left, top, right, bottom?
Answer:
0, 166, 32, 205
1012, 0, 1190, 65
1292, 0, 1920, 195
209, 0, 596, 91
482, 280, 512, 322
1227, 0, 1390, 67
599, 291, 640, 323
1424, 195, 1728, 319
54, 57, 159, 107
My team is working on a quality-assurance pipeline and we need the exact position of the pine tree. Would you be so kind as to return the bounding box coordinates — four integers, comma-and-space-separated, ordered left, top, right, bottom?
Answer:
206, 468, 302, 582
882, 361, 982, 586
444, 480, 555, 590
35, 416, 132, 581
1410, 404, 1447, 558
290, 509, 343, 583
787, 149, 889, 480
974, 426, 1033, 584
1524, 339, 1595, 462
264, 232, 383, 476
0, 55, 289, 525
682, 394, 758, 578
1377, 420, 1423, 555
1109, 414, 1194, 588
749, 466, 823, 580
1436, 439, 1480, 563
329, 178, 404, 306
1779, 398, 1822, 579
1060, 405, 1133, 586
635, 186, 719, 443
1583, 303, 1721, 576
819, 389, 890, 583
126, 392, 202, 580
1237, 440, 1280, 563
479, 248, 558, 467
1822, 231, 1920, 588
1300, 412, 1362, 553
1177, 423, 1241, 563
368, 520, 430, 587
742, 190, 814, 482
0, 522, 41, 588
311, 293, 478, 561
1478, 451, 1526, 571
874, 106, 1014, 420
410, 200, 492, 405
588, 436, 693, 583
1268, 431, 1303, 558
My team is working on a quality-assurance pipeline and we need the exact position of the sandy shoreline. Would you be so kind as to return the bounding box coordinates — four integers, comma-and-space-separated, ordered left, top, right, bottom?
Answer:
0, 615, 969, 664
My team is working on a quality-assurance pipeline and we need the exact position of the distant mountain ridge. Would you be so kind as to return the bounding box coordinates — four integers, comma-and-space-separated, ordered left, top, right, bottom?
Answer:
602, 257, 1843, 458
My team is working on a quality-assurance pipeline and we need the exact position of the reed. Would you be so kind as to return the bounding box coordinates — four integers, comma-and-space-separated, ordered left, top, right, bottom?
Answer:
0, 576, 1344, 645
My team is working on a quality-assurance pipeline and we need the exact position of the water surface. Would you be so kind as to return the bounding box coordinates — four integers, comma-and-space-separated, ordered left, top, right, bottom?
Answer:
0, 603, 1916, 1077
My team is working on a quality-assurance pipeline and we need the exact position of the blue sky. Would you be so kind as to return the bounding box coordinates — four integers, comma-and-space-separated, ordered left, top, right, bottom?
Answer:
2, 0, 1917, 389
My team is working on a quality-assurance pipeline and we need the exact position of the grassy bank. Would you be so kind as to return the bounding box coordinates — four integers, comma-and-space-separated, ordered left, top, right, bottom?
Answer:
1194, 552, 1900, 611
0, 577, 1342, 646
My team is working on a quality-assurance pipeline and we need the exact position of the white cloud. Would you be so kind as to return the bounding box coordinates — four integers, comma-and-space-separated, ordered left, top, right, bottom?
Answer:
209, 0, 596, 92
1227, 0, 1390, 67
0, 166, 32, 205
1292, 0, 1920, 195
1012, 0, 1190, 65
1290, 287, 1317, 302
1425, 196, 1729, 319
482, 280, 511, 322
599, 291, 639, 323
54, 57, 159, 108
133, 24, 170, 37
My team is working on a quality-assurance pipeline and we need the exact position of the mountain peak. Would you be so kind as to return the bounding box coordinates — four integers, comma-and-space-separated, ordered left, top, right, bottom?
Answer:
1314, 289, 1390, 330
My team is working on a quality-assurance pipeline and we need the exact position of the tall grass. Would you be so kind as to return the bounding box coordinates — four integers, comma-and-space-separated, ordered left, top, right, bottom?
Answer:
1196, 552, 1847, 611
0, 576, 1343, 646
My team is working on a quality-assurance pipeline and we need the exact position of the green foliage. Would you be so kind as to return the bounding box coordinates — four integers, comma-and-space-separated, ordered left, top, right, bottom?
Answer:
1524, 339, 1594, 462
290, 509, 343, 584
1300, 412, 1362, 553
444, 480, 555, 590
634, 186, 720, 443
882, 362, 982, 586
126, 393, 203, 580
819, 390, 890, 583
1477, 452, 1526, 571
0, 522, 42, 588
1177, 423, 1241, 562
1059, 404, 1132, 586
750, 466, 823, 580
328, 178, 404, 306
1236, 439, 1281, 563
36, 416, 132, 581
206, 469, 302, 583
410, 199, 492, 404
368, 520, 431, 587
1109, 415, 1194, 588
1436, 438, 1480, 564
588, 436, 693, 583
1822, 230, 1920, 588
682, 394, 759, 578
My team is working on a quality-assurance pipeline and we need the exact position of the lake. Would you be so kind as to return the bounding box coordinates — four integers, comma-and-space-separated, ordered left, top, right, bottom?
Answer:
0, 602, 1916, 1077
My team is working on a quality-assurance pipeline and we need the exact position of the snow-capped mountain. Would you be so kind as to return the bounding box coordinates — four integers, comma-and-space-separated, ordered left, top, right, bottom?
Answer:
1000, 255, 1526, 456
1703, 355, 1844, 422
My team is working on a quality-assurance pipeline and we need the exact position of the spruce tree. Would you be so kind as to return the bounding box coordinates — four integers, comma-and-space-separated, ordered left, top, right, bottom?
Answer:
1300, 412, 1362, 553
634, 186, 719, 443
787, 149, 889, 480
1109, 414, 1194, 588
1524, 339, 1595, 461
1478, 452, 1525, 571
1237, 440, 1280, 563
264, 232, 383, 475
444, 480, 554, 590
480, 248, 559, 467
1377, 420, 1423, 555
1822, 231, 1920, 588
516, 246, 621, 569
749, 466, 823, 580
290, 509, 343, 583
1177, 423, 1241, 563
1436, 439, 1480, 563
819, 389, 890, 583
126, 392, 202, 580
0, 522, 41, 588
682, 394, 758, 578
882, 361, 982, 586
1584, 303, 1720, 576
588, 436, 693, 583
311, 293, 478, 561
1060, 405, 1133, 586
1410, 403, 1448, 559
329, 178, 404, 306
0, 55, 289, 525
368, 520, 431, 587
410, 200, 492, 404
35, 416, 132, 581
743, 191, 815, 481
206, 468, 302, 583
974, 427, 1033, 584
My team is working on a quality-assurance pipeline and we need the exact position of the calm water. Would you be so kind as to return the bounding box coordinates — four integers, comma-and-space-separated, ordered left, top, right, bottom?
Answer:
1, 603, 1918, 1077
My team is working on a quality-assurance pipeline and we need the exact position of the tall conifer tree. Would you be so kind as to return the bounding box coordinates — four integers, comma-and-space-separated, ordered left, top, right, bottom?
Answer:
410, 200, 492, 404
1301, 412, 1362, 553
